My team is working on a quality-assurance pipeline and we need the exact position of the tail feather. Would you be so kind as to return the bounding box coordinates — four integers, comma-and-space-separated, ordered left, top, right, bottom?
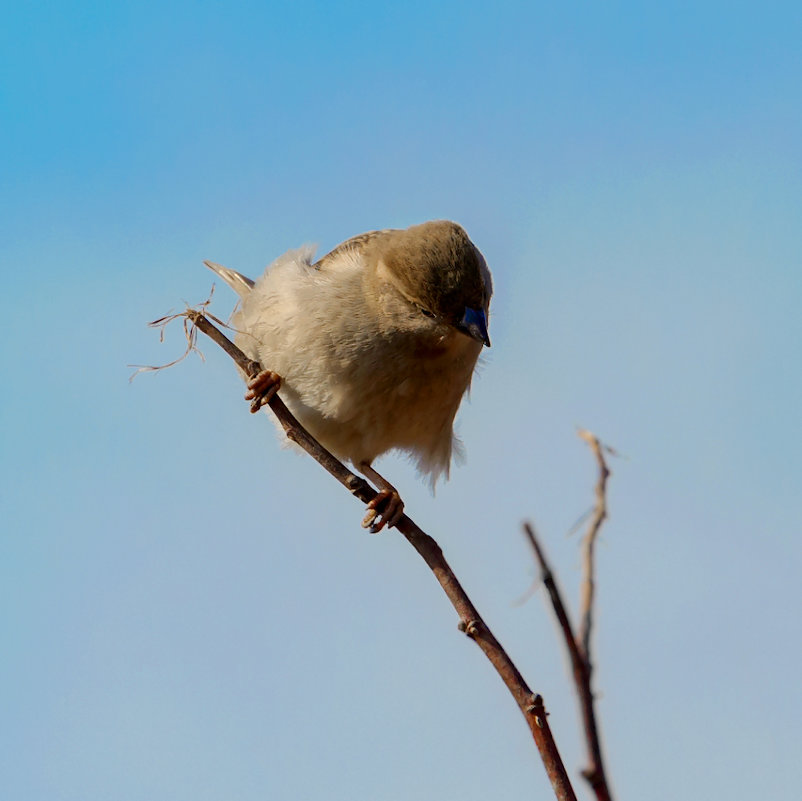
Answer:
203, 260, 255, 299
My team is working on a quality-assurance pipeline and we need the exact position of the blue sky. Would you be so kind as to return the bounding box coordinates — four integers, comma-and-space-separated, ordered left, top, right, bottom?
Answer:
1, 2, 800, 799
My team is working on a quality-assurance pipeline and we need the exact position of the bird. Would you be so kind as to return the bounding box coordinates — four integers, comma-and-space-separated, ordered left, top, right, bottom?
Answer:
204, 220, 492, 532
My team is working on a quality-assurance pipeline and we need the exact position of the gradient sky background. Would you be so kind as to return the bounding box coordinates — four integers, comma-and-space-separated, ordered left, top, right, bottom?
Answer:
2, 2, 800, 799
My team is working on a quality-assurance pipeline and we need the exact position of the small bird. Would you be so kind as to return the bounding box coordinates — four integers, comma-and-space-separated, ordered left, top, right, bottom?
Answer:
205, 220, 492, 531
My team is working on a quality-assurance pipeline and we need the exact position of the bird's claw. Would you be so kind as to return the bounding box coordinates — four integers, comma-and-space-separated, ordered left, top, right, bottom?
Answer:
361, 489, 404, 533
245, 369, 282, 412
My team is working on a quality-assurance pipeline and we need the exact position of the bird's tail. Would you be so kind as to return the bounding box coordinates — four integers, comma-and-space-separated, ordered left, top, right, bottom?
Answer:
203, 260, 255, 299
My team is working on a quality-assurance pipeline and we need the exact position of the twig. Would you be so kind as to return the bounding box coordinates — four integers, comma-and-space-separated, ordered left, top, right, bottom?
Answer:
576, 429, 610, 673
522, 523, 584, 694
523, 430, 614, 801
181, 310, 578, 801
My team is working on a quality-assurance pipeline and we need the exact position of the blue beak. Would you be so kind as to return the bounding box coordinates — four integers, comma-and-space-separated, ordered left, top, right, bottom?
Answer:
459, 307, 491, 347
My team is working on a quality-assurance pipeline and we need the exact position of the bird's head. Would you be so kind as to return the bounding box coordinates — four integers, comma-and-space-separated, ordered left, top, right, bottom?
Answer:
373, 220, 493, 347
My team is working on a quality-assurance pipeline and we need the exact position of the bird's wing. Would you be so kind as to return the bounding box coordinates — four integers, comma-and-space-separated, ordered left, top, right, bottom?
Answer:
313, 229, 396, 271
203, 260, 255, 299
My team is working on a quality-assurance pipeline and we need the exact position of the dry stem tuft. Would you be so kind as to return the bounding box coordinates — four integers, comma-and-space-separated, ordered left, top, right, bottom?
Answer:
129, 285, 236, 381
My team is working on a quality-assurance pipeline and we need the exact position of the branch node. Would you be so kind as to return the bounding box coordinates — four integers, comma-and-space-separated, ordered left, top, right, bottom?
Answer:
526, 693, 544, 713
581, 767, 605, 790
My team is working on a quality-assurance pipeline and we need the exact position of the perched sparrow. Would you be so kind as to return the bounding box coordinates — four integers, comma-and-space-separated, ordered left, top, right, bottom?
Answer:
205, 220, 492, 531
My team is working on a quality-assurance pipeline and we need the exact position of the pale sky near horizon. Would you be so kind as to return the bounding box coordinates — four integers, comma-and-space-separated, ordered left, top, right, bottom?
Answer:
2, 2, 800, 799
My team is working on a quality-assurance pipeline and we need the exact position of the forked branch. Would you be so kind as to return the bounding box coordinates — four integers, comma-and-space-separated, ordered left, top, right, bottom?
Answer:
524, 431, 614, 801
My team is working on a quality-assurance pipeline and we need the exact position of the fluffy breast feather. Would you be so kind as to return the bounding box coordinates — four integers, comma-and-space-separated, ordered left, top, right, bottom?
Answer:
232, 246, 481, 485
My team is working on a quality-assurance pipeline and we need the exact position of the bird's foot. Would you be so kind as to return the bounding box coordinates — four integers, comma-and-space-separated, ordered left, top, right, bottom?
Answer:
358, 461, 405, 533
245, 370, 282, 412
361, 488, 405, 534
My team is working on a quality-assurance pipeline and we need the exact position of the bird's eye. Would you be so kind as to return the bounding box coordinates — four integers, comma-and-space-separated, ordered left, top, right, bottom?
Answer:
419, 307, 435, 319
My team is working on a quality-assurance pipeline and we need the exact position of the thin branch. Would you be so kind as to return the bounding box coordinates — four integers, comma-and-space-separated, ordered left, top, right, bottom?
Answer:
576, 429, 610, 662
522, 430, 614, 801
180, 309, 578, 801
522, 522, 586, 703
